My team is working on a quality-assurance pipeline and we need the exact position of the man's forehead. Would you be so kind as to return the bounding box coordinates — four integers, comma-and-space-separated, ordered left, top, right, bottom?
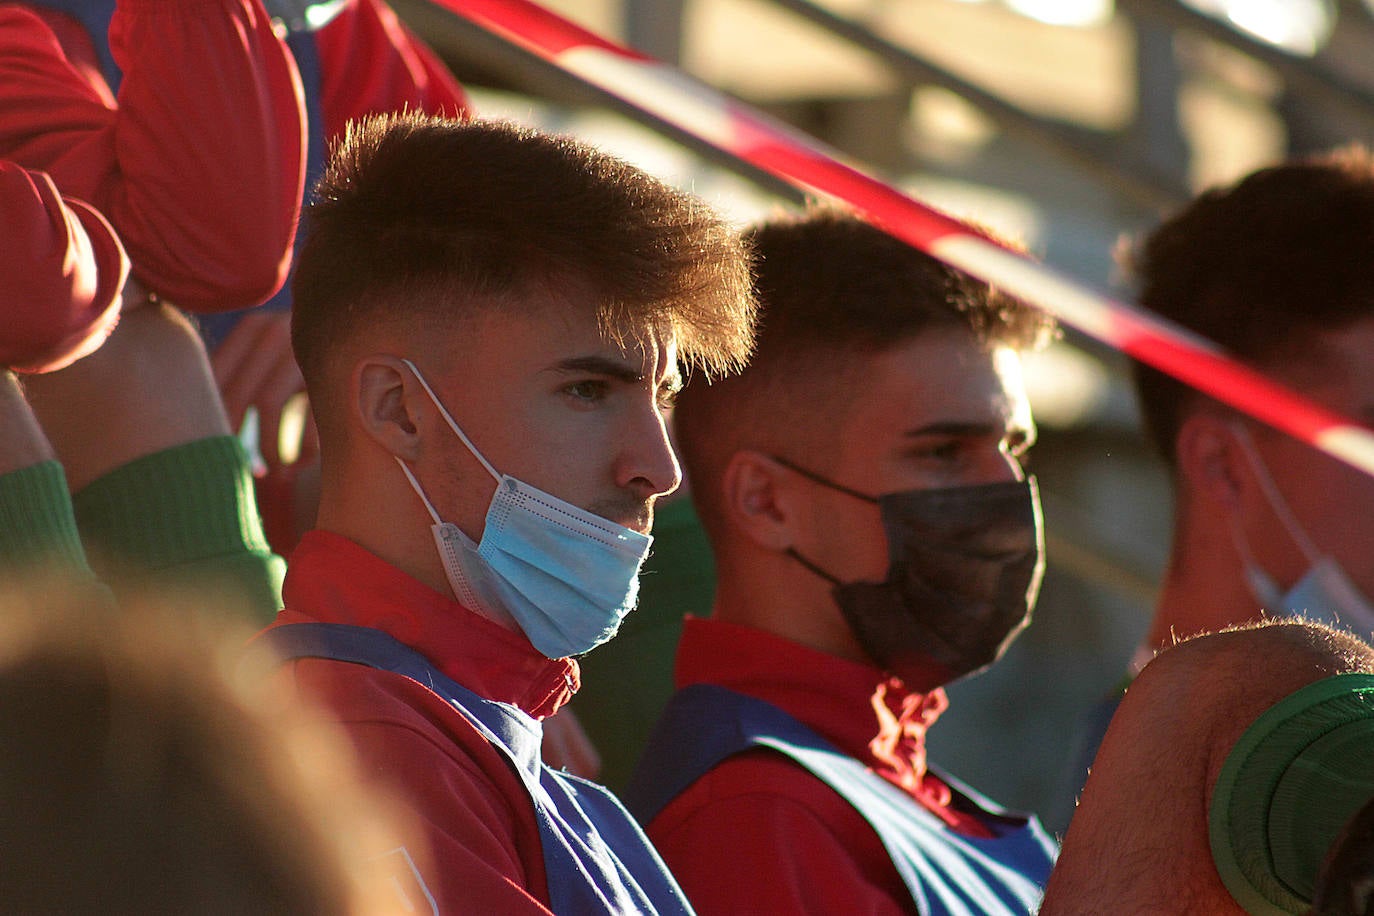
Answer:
523, 304, 679, 383
1258, 319, 1374, 423
433, 278, 669, 345
832, 338, 1030, 435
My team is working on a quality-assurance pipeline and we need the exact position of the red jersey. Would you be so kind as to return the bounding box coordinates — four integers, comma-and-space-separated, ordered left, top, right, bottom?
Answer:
646, 617, 994, 915
263, 530, 578, 914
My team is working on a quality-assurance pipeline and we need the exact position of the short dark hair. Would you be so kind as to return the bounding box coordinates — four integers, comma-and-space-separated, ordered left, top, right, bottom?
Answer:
292, 112, 756, 440
1127, 146, 1374, 462
674, 206, 1052, 533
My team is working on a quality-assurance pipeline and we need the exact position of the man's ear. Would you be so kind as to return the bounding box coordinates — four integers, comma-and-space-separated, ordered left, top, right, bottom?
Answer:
1176, 411, 1243, 511
720, 450, 798, 551
352, 355, 422, 462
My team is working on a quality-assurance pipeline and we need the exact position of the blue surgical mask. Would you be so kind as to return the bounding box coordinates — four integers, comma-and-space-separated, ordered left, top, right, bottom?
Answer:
395, 359, 653, 659
1231, 423, 1374, 637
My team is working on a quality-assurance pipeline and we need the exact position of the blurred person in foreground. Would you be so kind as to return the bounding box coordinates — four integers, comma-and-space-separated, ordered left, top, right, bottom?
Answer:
257, 111, 756, 913
626, 208, 1058, 914
0, 579, 415, 914
1042, 619, 1374, 915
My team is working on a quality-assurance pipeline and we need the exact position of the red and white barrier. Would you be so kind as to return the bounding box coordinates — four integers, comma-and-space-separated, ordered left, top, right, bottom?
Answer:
430, 0, 1374, 477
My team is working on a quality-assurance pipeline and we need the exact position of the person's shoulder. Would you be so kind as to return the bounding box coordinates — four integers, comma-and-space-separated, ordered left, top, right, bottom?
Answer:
280, 658, 502, 763
282, 655, 538, 812
273, 663, 553, 911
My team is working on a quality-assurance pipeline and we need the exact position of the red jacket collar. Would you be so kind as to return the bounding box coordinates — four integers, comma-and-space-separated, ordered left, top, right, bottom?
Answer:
675, 617, 951, 807
275, 530, 578, 718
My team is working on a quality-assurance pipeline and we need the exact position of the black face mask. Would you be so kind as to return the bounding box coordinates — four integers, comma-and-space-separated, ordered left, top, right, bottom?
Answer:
778, 458, 1045, 687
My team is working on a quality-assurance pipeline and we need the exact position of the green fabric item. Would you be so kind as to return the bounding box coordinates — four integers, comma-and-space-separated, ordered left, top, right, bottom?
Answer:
0, 460, 90, 574
1210, 673, 1374, 915
72, 436, 284, 624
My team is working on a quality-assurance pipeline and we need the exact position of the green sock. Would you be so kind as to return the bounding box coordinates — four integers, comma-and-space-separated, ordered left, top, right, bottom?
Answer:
73, 436, 284, 625
0, 460, 91, 576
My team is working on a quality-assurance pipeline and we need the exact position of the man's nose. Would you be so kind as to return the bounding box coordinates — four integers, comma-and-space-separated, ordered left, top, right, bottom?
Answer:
619, 410, 682, 500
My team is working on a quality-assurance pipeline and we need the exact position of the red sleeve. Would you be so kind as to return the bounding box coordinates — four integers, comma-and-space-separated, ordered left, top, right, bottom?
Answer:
313, 0, 468, 139
648, 751, 914, 916
284, 659, 555, 915
0, 0, 306, 311
0, 161, 126, 373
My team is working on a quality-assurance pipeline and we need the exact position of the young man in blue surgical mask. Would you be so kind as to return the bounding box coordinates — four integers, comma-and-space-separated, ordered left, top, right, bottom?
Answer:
1066, 148, 1374, 793
625, 208, 1058, 914
1133, 147, 1374, 651
257, 112, 755, 914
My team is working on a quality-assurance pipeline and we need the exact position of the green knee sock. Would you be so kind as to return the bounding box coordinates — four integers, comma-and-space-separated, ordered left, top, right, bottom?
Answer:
0, 460, 91, 576
73, 436, 284, 624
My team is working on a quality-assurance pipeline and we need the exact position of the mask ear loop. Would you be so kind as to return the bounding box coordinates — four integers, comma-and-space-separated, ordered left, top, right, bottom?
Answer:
771, 454, 879, 504
773, 454, 882, 587
785, 547, 843, 586
1230, 512, 1284, 610
1230, 422, 1321, 563
400, 358, 502, 485
395, 457, 445, 525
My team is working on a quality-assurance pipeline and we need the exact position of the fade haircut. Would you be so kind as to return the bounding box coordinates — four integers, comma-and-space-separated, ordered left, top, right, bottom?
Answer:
674, 206, 1053, 535
1127, 146, 1374, 464
291, 112, 756, 440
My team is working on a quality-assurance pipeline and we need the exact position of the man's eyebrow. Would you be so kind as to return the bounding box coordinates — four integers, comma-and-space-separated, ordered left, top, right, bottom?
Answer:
903, 421, 1000, 438
552, 355, 644, 383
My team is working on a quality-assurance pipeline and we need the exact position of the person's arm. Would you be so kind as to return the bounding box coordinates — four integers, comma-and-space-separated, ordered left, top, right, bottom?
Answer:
0, 158, 126, 576
22, 298, 284, 622
0, 373, 89, 576
210, 309, 314, 472
313, 0, 468, 136
0, 0, 305, 310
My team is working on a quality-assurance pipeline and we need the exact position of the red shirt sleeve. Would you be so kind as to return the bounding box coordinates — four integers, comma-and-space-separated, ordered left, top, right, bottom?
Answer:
648, 751, 916, 916
0, 0, 306, 311
0, 160, 126, 373
283, 658, 556, 915
313, 0, 468, 137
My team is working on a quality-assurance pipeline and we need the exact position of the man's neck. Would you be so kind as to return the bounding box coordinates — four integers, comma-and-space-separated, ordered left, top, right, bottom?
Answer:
1147, 560, 1265, 655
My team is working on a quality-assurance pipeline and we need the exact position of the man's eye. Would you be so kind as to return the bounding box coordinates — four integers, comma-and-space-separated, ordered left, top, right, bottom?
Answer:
919, 441, 962, 462
565, 380, 608, 402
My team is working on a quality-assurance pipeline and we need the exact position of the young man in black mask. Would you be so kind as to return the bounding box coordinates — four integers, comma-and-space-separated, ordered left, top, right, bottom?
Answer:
625, 208, 1058, 914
